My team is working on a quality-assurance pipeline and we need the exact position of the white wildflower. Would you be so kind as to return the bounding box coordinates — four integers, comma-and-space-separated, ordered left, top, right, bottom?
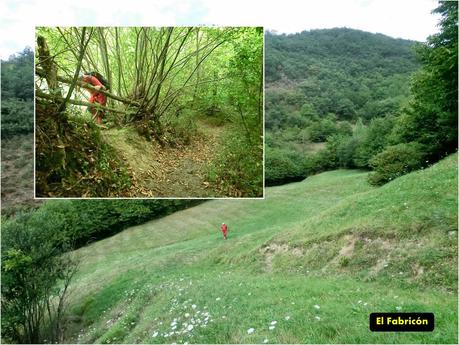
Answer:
216, 297, 221, 301
263, 339, 268, 343
192, 304, 197, 309
269, 326, 275, 330
314, 304, 320, 309
285, 316, 291, 321
315, 316, 321, 321
247, 328, 255, 334
270, 320, 277, 325
187, 324, 194, 331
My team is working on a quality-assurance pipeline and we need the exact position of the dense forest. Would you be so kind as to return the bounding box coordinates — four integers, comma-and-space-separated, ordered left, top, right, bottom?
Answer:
35, 27, 263, 197
266, 3, 457, 186
265, 28, 424, 184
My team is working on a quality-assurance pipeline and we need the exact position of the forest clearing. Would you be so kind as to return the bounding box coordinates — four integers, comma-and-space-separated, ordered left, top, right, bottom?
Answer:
34, 27, 263, 198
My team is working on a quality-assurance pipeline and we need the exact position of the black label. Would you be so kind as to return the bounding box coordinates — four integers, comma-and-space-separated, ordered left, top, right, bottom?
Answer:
369, 313, 434, 332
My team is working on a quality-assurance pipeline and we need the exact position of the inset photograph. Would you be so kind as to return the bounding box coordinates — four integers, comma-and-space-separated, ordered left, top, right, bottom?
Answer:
35, 27, 263, 198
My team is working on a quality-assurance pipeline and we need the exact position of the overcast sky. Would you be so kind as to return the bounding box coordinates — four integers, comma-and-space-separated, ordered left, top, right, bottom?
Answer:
0, 0, 440, 59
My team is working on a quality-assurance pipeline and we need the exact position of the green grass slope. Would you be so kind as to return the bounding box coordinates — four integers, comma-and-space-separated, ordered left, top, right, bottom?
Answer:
67, 154, 458, 344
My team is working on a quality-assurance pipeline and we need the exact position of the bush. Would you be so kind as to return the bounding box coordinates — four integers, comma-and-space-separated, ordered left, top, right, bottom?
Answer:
164, 110, 198, 146
208, 130, 263, 197
308, 117, 338, 142
1, 213, 77, 343
35, 105, 132, 197
354, 115, 395, 168
1, 99, 34, 138
265, 147, 305, 185
368, 142, 426, 185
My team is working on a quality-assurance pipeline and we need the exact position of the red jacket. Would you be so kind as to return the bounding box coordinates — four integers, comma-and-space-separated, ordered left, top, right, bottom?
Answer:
82, 75, 107, 105
221, 224, 228, 234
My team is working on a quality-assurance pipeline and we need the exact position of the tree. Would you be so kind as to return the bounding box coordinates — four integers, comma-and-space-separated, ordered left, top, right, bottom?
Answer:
1, 48, 34, 138
1, 213, 78, 343
391, 1, 458, 159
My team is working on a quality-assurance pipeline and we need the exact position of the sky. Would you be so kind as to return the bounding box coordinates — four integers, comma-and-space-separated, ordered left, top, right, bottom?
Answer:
0, 0, 440, 59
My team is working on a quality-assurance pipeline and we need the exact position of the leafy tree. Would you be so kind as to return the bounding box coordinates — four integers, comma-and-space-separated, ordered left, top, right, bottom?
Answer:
354, 115, 395, 168
1, 213, 77, 343
391, 1, 458, 160
368, 142, 426, 185
1, 48, 34, 138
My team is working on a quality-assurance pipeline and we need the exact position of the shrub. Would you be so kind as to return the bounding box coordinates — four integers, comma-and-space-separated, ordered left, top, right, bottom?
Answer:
368, 142, 426, 185
208, 129, 263, 197
308, 117, 338, 142
1, 213, 77, 343
35, 107, 131, 197
164, 110, 198, 146
354, 115, 395, 168
265, 147, 305, 185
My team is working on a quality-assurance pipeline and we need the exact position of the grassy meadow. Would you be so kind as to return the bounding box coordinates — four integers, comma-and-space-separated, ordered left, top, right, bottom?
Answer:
65, 154, 458, 344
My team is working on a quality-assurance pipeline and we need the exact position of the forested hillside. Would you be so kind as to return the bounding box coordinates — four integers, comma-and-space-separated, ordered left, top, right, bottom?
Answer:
265, 28, 420, 184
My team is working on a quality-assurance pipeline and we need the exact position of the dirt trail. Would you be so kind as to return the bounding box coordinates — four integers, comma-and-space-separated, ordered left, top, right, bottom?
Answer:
102, 120, 226, 197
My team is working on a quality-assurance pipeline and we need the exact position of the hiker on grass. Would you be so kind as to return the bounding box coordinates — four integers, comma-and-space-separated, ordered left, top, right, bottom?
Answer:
80, 72, 109, 124
221, 223, 228, 240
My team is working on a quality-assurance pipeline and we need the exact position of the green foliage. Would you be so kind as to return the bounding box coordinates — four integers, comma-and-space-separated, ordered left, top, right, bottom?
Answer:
202, 28, 263, 197
3, 199, 200, 250
307, 117, 337, 142
1, 48, 34, 100
35, 111, 132, 197
1, 48, 34, 138
265, 147, 305, 184
208, 129, 263, 197
354, 116, 395, 168
368, 142, 426, 185
1, 212, 77, 343
266, 28, 418, 122
164, 110, 198, 146
265, 28, 420, 185
391, 1, 458, 161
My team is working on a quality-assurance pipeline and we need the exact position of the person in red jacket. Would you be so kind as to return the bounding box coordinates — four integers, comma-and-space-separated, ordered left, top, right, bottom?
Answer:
221, 223, 228, 240
80, 72, 107, 124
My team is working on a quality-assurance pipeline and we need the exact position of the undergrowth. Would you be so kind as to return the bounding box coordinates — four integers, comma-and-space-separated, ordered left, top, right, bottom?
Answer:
35, 101, 131, 197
